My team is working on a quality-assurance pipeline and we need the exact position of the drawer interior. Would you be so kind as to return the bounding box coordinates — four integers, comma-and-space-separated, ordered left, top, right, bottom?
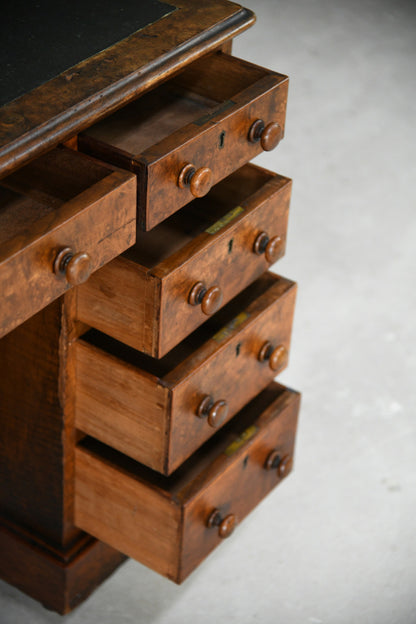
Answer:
81, 52, 272, 155
0, 147, 122, 252
124, 164, 276, 268
81, 271, 290, 379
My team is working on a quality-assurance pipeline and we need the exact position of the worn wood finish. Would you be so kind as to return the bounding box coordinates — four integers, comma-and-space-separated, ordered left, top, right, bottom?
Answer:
75, 382, 300, 583
0, 146, 136, 339
75, 272, 297, 474
0, 1, 255, 178
0, 299, 77, 546
77, 164, 292, 357
0, 520, 126, 614
79, 53, 288, 229
0, 2, 301, 612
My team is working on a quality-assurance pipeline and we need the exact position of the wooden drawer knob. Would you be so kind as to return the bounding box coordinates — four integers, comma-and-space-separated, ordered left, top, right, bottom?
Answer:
197, 396, 228, 428
253, 232, 283, 263
207, 509, 236, 539
258, 342, 288, 372
248, 119, 282, 151
188, 282, 223, 316
54, 247, 92, 285
178, 163, 213, 197
265, 451, 293, 478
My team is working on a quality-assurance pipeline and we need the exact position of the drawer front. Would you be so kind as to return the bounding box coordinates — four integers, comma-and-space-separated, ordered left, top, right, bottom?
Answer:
0, 147, 136, 338
74, 383, 300, 583
79, 53, 288, 230
143, 78, 287, 229
75, 273, 297, 474
76, 165, 292, 358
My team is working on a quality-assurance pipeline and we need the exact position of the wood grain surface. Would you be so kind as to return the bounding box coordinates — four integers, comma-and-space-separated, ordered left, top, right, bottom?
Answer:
0, 146, 136, 339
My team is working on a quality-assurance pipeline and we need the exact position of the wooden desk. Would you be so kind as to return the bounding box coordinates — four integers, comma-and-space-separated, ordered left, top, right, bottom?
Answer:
0, 1, 299, 614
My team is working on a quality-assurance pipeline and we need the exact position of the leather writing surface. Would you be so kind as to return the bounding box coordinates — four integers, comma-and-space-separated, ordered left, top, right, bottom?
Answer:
0, 0, 175, 107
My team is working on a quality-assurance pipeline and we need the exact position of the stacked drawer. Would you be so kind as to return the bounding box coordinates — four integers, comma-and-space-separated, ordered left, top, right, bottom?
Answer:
0, 147, 136, 338
72, 51, 300, 581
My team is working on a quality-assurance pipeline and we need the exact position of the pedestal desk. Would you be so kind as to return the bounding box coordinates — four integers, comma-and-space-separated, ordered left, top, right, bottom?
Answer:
0, 1, 300, 613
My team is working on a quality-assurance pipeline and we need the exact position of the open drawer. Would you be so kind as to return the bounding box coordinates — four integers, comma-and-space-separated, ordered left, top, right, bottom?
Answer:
78, 52, 288, 230
0, 146, 136, 338
75, 382, 300, 583
74, 272, 297, 475
76, 164, 292, 358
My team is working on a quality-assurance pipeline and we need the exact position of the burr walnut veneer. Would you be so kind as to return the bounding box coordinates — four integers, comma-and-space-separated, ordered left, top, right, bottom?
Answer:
0, 0, 300, 615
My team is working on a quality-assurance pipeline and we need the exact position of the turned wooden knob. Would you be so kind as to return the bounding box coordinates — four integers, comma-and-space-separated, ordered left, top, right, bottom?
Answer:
178, 163, 213, 197
207, 509, 236, 538
53, 247, 92, 285
253, 232, 283, 263
188, 282, 223, 315
258, 342, 288, 372
197, 396, 229, 428
248, 119, 282, 151
265, 451, 293, 478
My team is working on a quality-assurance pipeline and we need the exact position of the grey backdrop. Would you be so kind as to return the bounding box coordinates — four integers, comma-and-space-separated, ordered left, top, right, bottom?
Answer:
1, 0, 415, 622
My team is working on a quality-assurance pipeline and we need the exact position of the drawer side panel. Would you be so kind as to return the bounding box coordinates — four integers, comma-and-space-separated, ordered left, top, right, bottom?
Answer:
75, 446, 181, 580
77, 257, 160, 357
74, 340, 169, 472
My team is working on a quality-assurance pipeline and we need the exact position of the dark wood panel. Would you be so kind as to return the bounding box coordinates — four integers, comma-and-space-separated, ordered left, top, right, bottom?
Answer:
0, 519, 126, 614
0, 296, 80, 546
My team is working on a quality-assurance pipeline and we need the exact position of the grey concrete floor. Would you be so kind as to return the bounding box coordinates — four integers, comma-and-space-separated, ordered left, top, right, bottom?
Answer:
1, 0, 415, 622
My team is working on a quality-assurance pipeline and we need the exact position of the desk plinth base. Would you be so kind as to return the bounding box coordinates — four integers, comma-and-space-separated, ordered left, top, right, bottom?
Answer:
0, 519, 126, 614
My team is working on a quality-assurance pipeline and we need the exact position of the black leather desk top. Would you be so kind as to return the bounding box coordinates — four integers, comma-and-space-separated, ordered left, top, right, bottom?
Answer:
1, 0, 175, 108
